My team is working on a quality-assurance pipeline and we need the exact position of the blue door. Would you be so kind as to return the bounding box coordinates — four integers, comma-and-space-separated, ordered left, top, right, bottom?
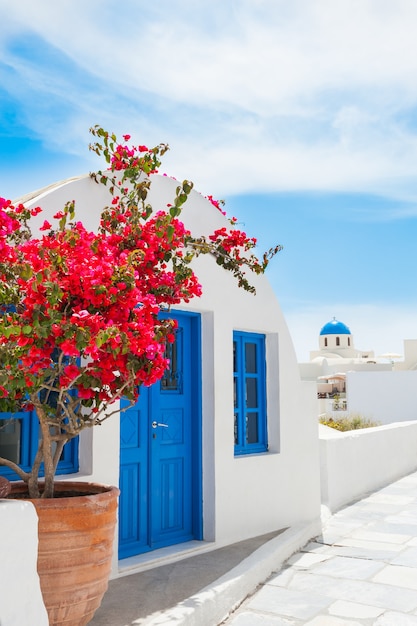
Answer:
118, 311, 201, 558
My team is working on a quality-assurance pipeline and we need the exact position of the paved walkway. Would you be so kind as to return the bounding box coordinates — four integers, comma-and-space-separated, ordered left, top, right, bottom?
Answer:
222, 471, 417, 626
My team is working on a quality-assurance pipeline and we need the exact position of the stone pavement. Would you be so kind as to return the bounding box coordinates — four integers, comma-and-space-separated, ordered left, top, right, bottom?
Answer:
222, 471, 417, 626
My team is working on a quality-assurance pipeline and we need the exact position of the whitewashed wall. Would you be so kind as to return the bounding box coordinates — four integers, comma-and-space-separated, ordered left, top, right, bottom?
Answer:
347, 371, 417, 424
22, 173, 322, 574
320, 421, 417, 512
0, 501, 48, 626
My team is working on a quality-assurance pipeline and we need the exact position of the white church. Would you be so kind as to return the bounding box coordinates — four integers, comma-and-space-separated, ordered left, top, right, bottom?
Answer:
299, 317, 417, 425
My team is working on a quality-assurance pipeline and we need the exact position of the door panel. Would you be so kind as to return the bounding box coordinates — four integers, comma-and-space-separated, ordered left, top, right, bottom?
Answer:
119, 311, 200, 559
119, 402, 149, 554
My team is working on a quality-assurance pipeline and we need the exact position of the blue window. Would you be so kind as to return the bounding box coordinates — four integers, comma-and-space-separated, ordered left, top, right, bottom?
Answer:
233, 331, 267, 455
0, 410, 78, 480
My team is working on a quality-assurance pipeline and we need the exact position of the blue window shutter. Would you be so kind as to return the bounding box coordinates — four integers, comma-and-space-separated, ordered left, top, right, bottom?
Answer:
0, 410, 78, 480
233, 331, 267, 456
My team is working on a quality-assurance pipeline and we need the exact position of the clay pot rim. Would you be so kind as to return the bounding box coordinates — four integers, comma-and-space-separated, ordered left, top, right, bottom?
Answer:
9, 481, 120, 507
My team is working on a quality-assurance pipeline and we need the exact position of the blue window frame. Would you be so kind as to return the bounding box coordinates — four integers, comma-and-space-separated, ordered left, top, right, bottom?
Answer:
233, 331, 267, 455
0, 410, 79, 480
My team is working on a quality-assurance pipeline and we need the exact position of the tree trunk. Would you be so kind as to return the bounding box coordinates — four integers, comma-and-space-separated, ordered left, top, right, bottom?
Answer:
31, 396, 56, 498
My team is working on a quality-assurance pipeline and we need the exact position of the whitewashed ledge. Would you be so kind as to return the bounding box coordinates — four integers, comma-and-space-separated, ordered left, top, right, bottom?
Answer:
320, 420, 417, 513
0, 499, 48, 626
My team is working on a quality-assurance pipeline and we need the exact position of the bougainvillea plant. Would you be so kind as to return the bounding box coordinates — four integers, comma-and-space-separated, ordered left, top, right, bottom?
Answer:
0, 126, 281, 498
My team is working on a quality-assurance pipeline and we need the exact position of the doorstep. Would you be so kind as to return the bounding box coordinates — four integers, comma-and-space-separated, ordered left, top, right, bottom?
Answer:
117, 540, 218, 578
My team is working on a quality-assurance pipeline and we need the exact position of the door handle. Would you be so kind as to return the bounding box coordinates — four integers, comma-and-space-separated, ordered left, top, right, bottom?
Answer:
152, 421, 169, 429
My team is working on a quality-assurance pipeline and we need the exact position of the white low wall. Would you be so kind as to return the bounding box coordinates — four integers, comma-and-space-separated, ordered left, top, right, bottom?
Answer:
347, 370, 417, 424
0, 500, 48, 626
320, 421, 417, 513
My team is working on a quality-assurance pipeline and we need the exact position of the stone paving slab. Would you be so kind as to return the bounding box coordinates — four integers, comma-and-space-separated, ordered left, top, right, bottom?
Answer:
222, 470, 417, 625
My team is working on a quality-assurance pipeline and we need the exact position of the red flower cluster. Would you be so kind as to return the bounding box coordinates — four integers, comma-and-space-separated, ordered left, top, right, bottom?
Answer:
0, 205, 200, 410
206, 194, 226, 216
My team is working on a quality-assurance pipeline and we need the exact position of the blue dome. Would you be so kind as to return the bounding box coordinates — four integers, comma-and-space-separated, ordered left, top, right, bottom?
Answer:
320, 318, 351, 336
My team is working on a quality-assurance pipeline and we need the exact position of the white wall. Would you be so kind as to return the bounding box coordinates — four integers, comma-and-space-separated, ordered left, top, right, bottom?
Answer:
177, 241, 321, 545
320, 422, 417, 512
0, 501, 48, 626
23, 173, 322, 571
347, 371, 417, 424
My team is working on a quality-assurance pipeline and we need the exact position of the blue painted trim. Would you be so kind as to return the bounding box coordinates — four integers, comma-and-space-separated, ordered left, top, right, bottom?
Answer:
161, 309, 203, 541
188, 311, 203, 540
233, 331, 268, 456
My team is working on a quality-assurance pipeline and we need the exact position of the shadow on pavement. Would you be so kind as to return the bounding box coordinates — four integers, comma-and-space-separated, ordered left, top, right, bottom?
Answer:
90, 530, 284, 625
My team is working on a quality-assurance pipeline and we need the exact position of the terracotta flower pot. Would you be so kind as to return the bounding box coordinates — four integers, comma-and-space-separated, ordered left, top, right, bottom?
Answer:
10, 481, 119, 626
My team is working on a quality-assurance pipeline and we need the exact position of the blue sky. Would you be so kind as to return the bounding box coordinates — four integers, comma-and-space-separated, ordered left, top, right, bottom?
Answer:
1, 0, 417, 360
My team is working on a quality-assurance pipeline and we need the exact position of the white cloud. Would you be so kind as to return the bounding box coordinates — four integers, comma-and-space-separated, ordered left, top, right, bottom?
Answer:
2, 0, 417, 361
3, 1, 417, 201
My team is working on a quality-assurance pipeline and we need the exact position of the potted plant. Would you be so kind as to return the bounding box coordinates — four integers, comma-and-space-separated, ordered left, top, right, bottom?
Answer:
0, 126, 280, 625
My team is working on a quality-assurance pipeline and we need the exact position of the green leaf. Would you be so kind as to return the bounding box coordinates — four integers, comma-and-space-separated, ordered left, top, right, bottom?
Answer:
20, 265, 33, 280
169, 206, 180, 218
167, 225, 175, 241
183, 181, 193, 195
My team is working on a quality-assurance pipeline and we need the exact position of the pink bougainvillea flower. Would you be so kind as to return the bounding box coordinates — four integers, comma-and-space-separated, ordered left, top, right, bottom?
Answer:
59, 339, 80, 357
63, 364, 80, 380
70, 310, 90, 320
77, 387, 96, 399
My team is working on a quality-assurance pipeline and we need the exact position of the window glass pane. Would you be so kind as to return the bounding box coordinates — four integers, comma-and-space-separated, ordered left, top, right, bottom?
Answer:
49, 438, 66, 462
245, 343, 257, 373
233, 377, 238, 409
234, 413, 238, 445
246, 378, 258, 408
161, 331, 180, 391
0, 419, 21, 464
246, 413, 258, 444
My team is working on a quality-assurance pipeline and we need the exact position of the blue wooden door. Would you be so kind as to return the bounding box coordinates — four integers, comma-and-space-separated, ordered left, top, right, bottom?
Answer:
118, 311, 201, 559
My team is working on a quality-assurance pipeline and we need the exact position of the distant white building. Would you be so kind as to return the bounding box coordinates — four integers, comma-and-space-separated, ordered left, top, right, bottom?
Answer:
311, 318, 374, 361
299, 318, 417, 424
300, 317, 391, 383
395, 339, 417, 371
